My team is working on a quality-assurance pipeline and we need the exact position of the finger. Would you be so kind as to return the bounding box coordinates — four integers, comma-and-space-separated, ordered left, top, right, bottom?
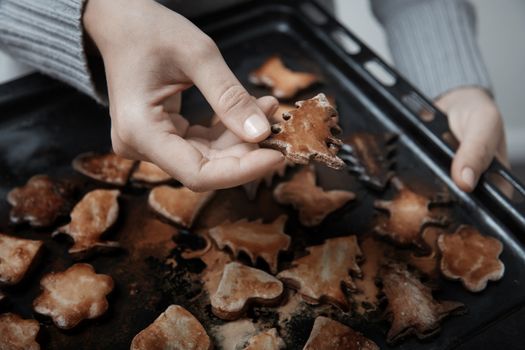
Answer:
451, 121, 500, 192
192, 148, 285, 190
142, 127, 284, 191
186, 50, 273, 143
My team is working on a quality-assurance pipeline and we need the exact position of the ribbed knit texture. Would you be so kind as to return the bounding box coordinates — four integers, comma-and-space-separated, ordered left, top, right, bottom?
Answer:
0, 0, 490, 103
371, 0, 491, 99
0, 0, 104, 103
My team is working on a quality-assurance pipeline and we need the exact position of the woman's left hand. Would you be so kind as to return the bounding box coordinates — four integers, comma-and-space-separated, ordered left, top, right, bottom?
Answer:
435, 87, 509, 192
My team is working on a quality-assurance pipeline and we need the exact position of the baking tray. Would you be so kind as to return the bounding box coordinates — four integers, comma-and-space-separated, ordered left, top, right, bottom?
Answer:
1, 1, 525, 349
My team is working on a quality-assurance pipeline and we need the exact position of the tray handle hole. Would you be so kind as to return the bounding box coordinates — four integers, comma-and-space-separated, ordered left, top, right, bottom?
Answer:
485, 171, 520, 202
402, 91, 435, 122
364, 60, 396, 87
442, 131, 459, 150
300, 3, 328, 25
332, 29, 361, 55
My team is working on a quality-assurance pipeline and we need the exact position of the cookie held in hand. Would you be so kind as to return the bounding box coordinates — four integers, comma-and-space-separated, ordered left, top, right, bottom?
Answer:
260, 93, 345, 170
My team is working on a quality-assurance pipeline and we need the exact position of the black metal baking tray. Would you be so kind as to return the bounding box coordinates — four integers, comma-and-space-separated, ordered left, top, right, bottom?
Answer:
1, 1, 525, 349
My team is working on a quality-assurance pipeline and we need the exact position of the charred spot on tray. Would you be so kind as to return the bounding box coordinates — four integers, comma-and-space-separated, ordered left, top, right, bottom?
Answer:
438, 225, 504, 292
260, 94, 345, 170
341, 132, 398, 191
373, 178, 450, 248
7, 175, 73, 228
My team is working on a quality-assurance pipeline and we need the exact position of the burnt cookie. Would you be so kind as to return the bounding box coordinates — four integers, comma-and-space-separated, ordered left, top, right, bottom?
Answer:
380, 261, 465, 344
341, 132, 397, 190
7, 175, 71, 227
0, 313, 40, 350
53, 189, 120, 258
260, 93, 345, 170
148, 185, 215, 228
352, 236, 392, 315
72, 152, 136, 186
404, 227, 445, 278
374, 178, 449, 247
208, 215, 290, 273
273, 166, 354, 227
303, 316, 379, 350
211, 262, 284, 320
33, 263, 114, 329
130, 161, 172, 184
249, 55, 318, 99
131, 305, 211, 350
0, 233, 43, 285
244, 328, 286, 350
277, 235, 362, 310
438, 225, 504, 292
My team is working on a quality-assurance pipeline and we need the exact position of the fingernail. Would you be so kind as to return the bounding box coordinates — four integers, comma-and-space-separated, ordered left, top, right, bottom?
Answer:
461, 167, 476, 190
244, 114, 268, 138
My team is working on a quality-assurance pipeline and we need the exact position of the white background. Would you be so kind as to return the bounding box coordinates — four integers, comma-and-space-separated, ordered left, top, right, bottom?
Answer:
1, 0, 524, 161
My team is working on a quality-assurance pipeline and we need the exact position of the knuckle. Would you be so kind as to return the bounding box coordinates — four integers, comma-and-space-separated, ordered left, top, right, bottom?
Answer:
191, 34, 219, 59
218, 84, 251, 115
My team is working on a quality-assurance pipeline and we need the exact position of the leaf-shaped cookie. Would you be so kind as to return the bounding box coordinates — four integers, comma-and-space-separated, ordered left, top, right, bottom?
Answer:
54, 189, 120, 258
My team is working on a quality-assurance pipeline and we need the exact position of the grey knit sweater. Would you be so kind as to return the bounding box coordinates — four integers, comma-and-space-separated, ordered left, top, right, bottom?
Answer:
0, 0, 491, 103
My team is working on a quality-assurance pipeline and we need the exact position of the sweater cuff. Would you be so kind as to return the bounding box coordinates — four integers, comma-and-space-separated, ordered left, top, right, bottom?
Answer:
372, 0, 491, 100
0, 0, 105, 103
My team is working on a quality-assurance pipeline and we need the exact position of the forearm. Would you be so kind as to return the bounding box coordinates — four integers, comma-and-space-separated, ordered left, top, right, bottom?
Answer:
371, 0, 491, 99
0, 0, 105, 103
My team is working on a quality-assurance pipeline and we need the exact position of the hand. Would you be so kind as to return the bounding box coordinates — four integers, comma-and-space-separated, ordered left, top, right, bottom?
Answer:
83, 0, 284, 191
435, 87, 509, 192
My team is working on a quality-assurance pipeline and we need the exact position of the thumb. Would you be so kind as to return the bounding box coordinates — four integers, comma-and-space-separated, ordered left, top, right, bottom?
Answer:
186, 45, 272, 142
450, 121, 499, 192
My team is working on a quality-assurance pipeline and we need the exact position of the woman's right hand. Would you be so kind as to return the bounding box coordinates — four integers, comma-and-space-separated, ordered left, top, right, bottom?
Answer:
83, 0, 284, 191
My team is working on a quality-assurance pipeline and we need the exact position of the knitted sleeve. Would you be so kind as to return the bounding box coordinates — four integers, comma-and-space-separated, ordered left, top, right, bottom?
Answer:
0, 0, 105, 103
371, 0, 491, 99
